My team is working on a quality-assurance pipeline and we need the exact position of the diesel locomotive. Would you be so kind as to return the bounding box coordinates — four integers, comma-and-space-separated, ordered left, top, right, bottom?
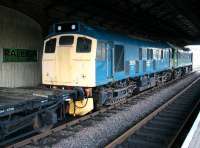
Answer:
42, 22, 193, 116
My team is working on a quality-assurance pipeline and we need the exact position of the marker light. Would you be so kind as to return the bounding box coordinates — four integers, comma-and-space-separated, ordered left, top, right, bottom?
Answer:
57, 26, 62, 31
71, 24, 76, 30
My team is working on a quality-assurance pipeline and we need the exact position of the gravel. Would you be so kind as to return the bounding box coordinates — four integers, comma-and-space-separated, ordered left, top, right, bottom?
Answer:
26, 72, 200, 148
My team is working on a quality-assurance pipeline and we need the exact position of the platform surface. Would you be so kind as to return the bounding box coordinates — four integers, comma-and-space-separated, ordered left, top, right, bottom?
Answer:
182, 112, 200, 148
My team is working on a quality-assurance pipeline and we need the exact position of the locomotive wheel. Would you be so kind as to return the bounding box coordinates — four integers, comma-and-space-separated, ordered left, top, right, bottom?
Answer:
33, 115, 53, 133
33, 111, 56, 133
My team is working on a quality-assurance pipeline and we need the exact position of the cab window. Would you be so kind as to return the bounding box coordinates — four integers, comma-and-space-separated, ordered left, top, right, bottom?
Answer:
96, 41, 106, 60
59, 36, 74, 45
114, 45, 124, 72
76, 37, 92, 53
150, 49, 153, 59
45, 38, 56, 53
161, 50, 163, 59
147, 49, 151, 60
139, 48, 142, 60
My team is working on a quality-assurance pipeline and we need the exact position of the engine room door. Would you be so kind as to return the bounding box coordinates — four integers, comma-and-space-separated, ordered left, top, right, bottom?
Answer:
107, 42, 113, 79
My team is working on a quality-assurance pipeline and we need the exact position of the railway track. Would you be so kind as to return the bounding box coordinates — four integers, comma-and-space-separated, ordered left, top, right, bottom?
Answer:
2, 72, 198, 148
106, 74, 200, 148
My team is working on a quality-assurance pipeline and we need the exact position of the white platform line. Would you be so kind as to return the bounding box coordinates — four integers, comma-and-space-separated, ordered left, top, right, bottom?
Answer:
181, 112, 200, 148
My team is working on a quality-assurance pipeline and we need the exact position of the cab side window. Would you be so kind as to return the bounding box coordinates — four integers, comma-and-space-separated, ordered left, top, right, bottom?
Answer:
161, 49, 163, 59
150, 49, 153, 59
139, 48, 142, 60
147, 49, 153, 60
96, 41, 106, 60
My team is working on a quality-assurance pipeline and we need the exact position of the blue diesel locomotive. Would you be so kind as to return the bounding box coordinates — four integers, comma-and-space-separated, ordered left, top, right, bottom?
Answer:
42, 22, 192, 115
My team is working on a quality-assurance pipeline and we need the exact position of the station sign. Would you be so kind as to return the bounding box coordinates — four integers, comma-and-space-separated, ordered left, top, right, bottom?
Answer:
3, 48, 38, 62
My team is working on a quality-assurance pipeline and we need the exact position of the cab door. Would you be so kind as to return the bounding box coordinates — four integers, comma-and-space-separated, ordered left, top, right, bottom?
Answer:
42, 38, 57, 85
113, 44, 125, 80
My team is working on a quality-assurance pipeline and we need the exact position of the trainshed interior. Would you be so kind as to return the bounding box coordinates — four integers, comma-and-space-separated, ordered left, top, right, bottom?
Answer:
0, 1, 200, 147
1, 0, 200, 45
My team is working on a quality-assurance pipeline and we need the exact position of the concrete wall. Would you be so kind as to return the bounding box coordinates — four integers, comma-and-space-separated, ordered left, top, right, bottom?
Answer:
0, 5, 43, 87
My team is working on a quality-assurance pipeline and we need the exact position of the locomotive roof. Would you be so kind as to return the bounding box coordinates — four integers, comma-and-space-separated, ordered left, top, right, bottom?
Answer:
167, 42, 192, 53
47, 22, 173, 49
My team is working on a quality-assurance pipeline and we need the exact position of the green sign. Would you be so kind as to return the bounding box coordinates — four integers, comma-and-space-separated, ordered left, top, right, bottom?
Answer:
3, 48, 38, 62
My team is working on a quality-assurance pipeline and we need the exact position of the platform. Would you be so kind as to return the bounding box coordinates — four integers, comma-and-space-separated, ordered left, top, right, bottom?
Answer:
182, 112, 200, 148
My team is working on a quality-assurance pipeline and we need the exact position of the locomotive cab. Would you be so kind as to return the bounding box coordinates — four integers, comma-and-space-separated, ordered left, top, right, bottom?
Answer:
42, 23, 98, 116
42, 35, 96, 116
42, 34, 97, 88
